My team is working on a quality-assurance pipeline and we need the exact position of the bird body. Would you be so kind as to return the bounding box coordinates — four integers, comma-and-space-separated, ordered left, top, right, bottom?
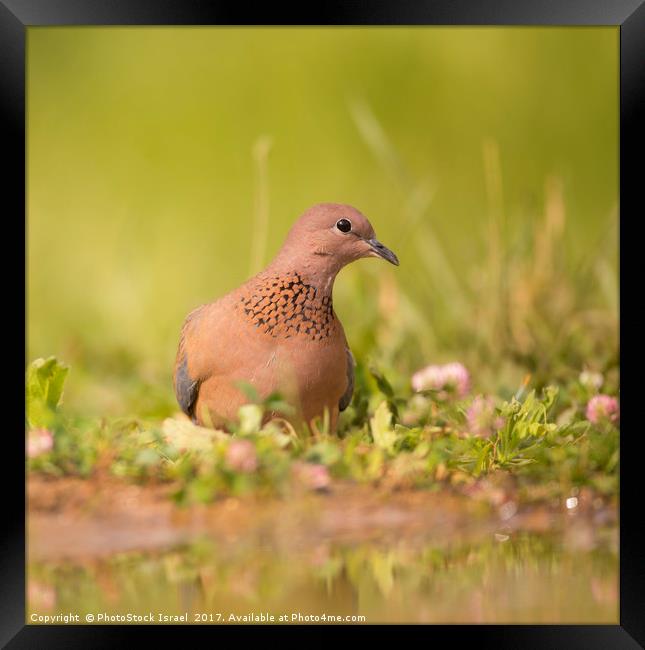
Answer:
173, 203, 398, 432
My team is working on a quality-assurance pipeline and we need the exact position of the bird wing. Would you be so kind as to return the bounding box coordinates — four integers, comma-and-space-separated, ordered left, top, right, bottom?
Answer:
173, 304, 207, 422
338, 345, 355, 412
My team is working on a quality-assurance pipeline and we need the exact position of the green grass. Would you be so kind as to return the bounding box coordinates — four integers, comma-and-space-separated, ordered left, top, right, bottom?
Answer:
27, 356, 618, 506
26, 28, 619, 507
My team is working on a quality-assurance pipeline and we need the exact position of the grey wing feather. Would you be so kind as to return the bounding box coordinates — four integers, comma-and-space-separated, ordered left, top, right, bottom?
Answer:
174, 355, 200, 423
174, 305, 205, 423
339, 346, 355, 412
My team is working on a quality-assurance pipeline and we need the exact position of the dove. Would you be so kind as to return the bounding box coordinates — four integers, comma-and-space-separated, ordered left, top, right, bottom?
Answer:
173, 203, 398, 432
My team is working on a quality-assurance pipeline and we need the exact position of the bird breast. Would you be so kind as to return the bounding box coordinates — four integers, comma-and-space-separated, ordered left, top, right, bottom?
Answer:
236, 270, 337, 342
231, 270, 348, 407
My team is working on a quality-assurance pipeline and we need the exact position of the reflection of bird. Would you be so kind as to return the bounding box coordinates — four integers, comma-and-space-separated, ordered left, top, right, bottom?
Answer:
173, 203, 399, 432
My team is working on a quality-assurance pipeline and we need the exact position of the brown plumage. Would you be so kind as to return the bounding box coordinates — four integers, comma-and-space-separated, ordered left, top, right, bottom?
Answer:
173, 203, 399, 432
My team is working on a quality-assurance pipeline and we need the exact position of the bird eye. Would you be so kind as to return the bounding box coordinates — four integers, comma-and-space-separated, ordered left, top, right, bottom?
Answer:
336, 218, 352, 233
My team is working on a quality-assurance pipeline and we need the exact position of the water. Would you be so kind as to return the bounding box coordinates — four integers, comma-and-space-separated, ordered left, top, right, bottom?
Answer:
27, 485, 617, 624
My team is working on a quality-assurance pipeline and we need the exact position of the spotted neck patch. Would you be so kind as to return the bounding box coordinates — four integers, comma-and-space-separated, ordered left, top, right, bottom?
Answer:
237, 271, 335, 340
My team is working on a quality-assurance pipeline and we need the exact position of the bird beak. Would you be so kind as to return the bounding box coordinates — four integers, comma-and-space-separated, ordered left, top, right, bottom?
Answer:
366, 238, 399, 266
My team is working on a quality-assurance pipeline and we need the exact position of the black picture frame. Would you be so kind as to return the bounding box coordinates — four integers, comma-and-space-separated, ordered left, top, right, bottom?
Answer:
4, 1, 642, 646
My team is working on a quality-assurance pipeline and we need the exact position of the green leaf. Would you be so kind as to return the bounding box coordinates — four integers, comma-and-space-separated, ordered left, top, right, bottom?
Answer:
238, 404, 263, 434
561, 420, 591, 437
26, 357, 69, 429
508, 457, 536, 467
263, 392, 296, 416
370, 401, 397, 453
162, 417, 228, 452
235, 381, 260, 403
135, 448, 161, 467
366, 447, 384, 479
190, 476, 217, 503
542, 385, 559, 414
306, 441, 342, 466
369, 366, 394, 398
257, 420, 294, 448
413, 440, 430, 458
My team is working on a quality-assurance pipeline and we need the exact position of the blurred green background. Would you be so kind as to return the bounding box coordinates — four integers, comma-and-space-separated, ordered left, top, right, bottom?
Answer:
27, 27, 618, 419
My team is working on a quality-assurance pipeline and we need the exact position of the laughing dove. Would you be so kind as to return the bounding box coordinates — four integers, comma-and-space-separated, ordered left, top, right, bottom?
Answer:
173, 203, 399, 432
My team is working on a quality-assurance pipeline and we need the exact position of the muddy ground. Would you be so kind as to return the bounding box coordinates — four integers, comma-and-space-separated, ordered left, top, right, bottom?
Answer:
27, 474, 616, 562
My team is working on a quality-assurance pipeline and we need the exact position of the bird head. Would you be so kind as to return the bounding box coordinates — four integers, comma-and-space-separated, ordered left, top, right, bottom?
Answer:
278, 203, 399, 272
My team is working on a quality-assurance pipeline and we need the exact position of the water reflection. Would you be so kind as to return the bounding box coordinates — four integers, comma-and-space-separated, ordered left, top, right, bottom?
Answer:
29, 529, 617, 624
